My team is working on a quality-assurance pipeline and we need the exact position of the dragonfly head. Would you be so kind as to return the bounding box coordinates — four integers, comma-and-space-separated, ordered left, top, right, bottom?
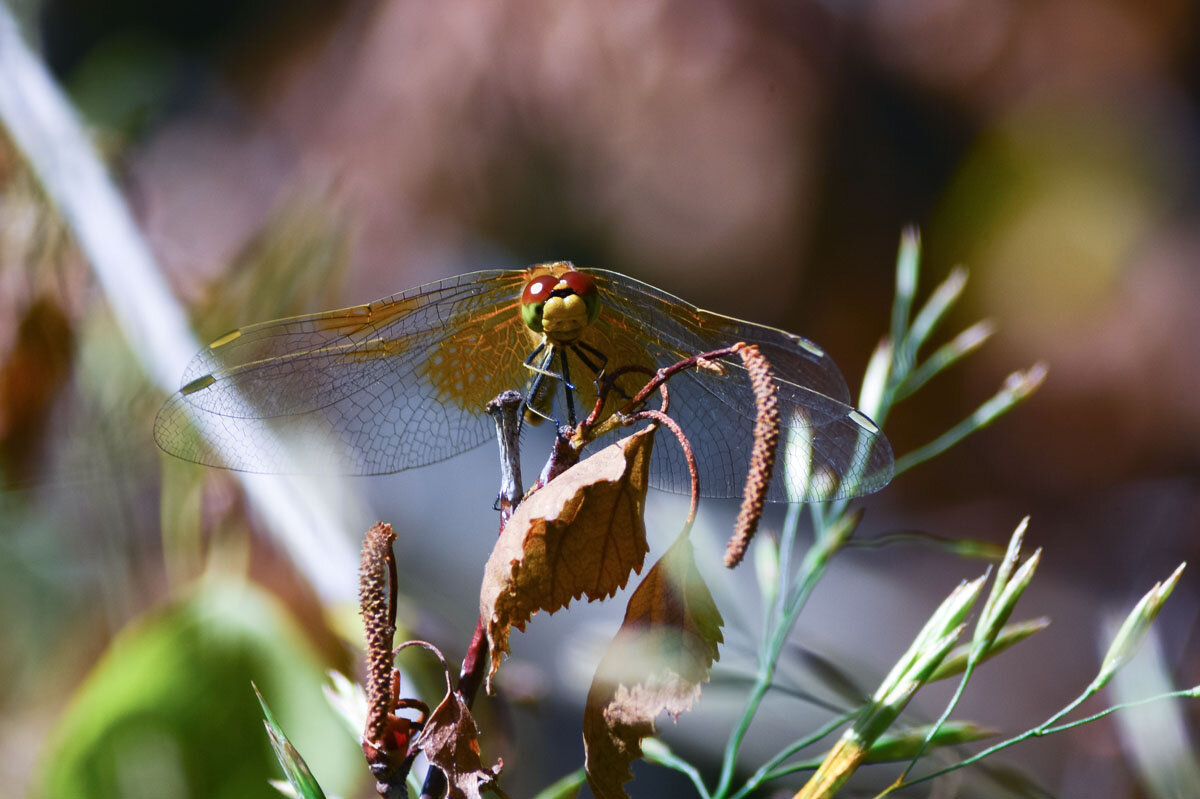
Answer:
521, 268, 601, 344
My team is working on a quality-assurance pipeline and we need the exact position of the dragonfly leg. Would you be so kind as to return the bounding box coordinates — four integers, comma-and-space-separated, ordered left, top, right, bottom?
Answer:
522, 341, 546, 368
574, 339, 609, 372
523, 341, 575, 387
522, 345, 560, 425
559, 347, 577, 427
571, 340, 635, 399
570, 341, 605, 376
575, 340, 639, 401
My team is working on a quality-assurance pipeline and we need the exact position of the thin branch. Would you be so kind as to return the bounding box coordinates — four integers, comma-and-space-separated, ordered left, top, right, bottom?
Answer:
629, 408, 698, 530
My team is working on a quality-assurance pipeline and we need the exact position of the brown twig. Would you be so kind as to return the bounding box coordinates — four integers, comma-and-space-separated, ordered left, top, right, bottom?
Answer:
619, 345, 742, 414
396, 640, 456, 694
487, 391, 525, 523
455, 624, 489, 705
579, 370, 672, 451
723, 343, 780, 568
575, 346, 736, 450
628, 408, 699, 533
414, 394, 529, 799
456, 393, 529, 709
533, 424, 583, 491
581, 363, 657, 431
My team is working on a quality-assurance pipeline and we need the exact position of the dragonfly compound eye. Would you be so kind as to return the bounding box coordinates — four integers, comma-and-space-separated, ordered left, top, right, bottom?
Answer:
520, 274, 560, 333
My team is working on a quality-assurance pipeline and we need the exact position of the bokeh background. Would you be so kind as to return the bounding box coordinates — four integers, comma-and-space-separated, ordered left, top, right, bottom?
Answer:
2, 1, 1198, 797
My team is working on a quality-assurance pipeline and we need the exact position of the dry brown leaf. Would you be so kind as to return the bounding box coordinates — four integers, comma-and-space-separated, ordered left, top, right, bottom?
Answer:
583, 534, 724, 799
481, 427, 655, 691
0, 298, 73, 475
416, 690, 501, 799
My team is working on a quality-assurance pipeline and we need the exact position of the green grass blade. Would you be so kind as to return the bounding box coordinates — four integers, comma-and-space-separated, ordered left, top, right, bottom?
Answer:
254, 683, 328, 799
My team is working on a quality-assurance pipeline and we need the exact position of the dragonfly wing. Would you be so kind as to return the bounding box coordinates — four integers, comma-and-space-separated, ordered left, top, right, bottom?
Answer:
590, 269, 853, 404
589, 270, 893, 501
640, 369, 893, 501
154, 270, 534, 474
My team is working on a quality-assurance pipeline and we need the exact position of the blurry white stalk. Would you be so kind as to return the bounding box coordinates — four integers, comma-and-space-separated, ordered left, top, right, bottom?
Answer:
0, 7, 359, 602
1106, 620, 1200, 798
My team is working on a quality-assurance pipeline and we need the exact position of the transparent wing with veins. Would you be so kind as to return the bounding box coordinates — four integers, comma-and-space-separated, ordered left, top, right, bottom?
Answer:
155, 264, 893, 503
153, 270, 534, 474
582, 270, 893, 502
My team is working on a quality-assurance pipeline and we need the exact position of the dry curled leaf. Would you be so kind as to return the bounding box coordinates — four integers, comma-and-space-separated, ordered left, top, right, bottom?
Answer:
417, 690, 501, 799
481, 427, 655, 692
583, 534, 724, 799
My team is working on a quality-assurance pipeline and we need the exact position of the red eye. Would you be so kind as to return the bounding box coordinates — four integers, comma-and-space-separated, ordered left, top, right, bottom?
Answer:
560, 270, 597, 298
521, 274, 559, 306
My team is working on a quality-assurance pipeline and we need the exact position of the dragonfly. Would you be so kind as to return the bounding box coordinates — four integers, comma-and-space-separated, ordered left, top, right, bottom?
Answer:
154, 261, 893, 502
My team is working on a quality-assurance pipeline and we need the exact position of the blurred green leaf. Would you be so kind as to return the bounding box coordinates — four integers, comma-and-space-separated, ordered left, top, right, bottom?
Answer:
66, 30, 180, 144
865, 721, 995, 762
36, 579, 362, 799
531, 768, 586, 799
846, 529, 1006, 560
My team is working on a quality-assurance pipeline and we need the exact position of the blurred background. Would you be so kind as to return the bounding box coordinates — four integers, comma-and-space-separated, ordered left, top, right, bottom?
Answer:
1, 0, 1198, 797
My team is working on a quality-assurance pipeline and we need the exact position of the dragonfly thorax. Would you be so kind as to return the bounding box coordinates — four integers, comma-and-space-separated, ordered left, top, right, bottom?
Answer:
519, 268, 601, 345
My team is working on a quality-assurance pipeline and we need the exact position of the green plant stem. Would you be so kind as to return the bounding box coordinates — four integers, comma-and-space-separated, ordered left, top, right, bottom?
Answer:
1041, 688, 1199, 734
894, 324, 988, 401
713, 524, 835, 798
767, 503, 802, 648
895, 685, 1112, 789
728, 711, 856, 799
892, 660, 977, 786
648, 744, 713, 799
892, 413, 984, 477
707, 230, 1038, 799
899, 266, 967, 369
